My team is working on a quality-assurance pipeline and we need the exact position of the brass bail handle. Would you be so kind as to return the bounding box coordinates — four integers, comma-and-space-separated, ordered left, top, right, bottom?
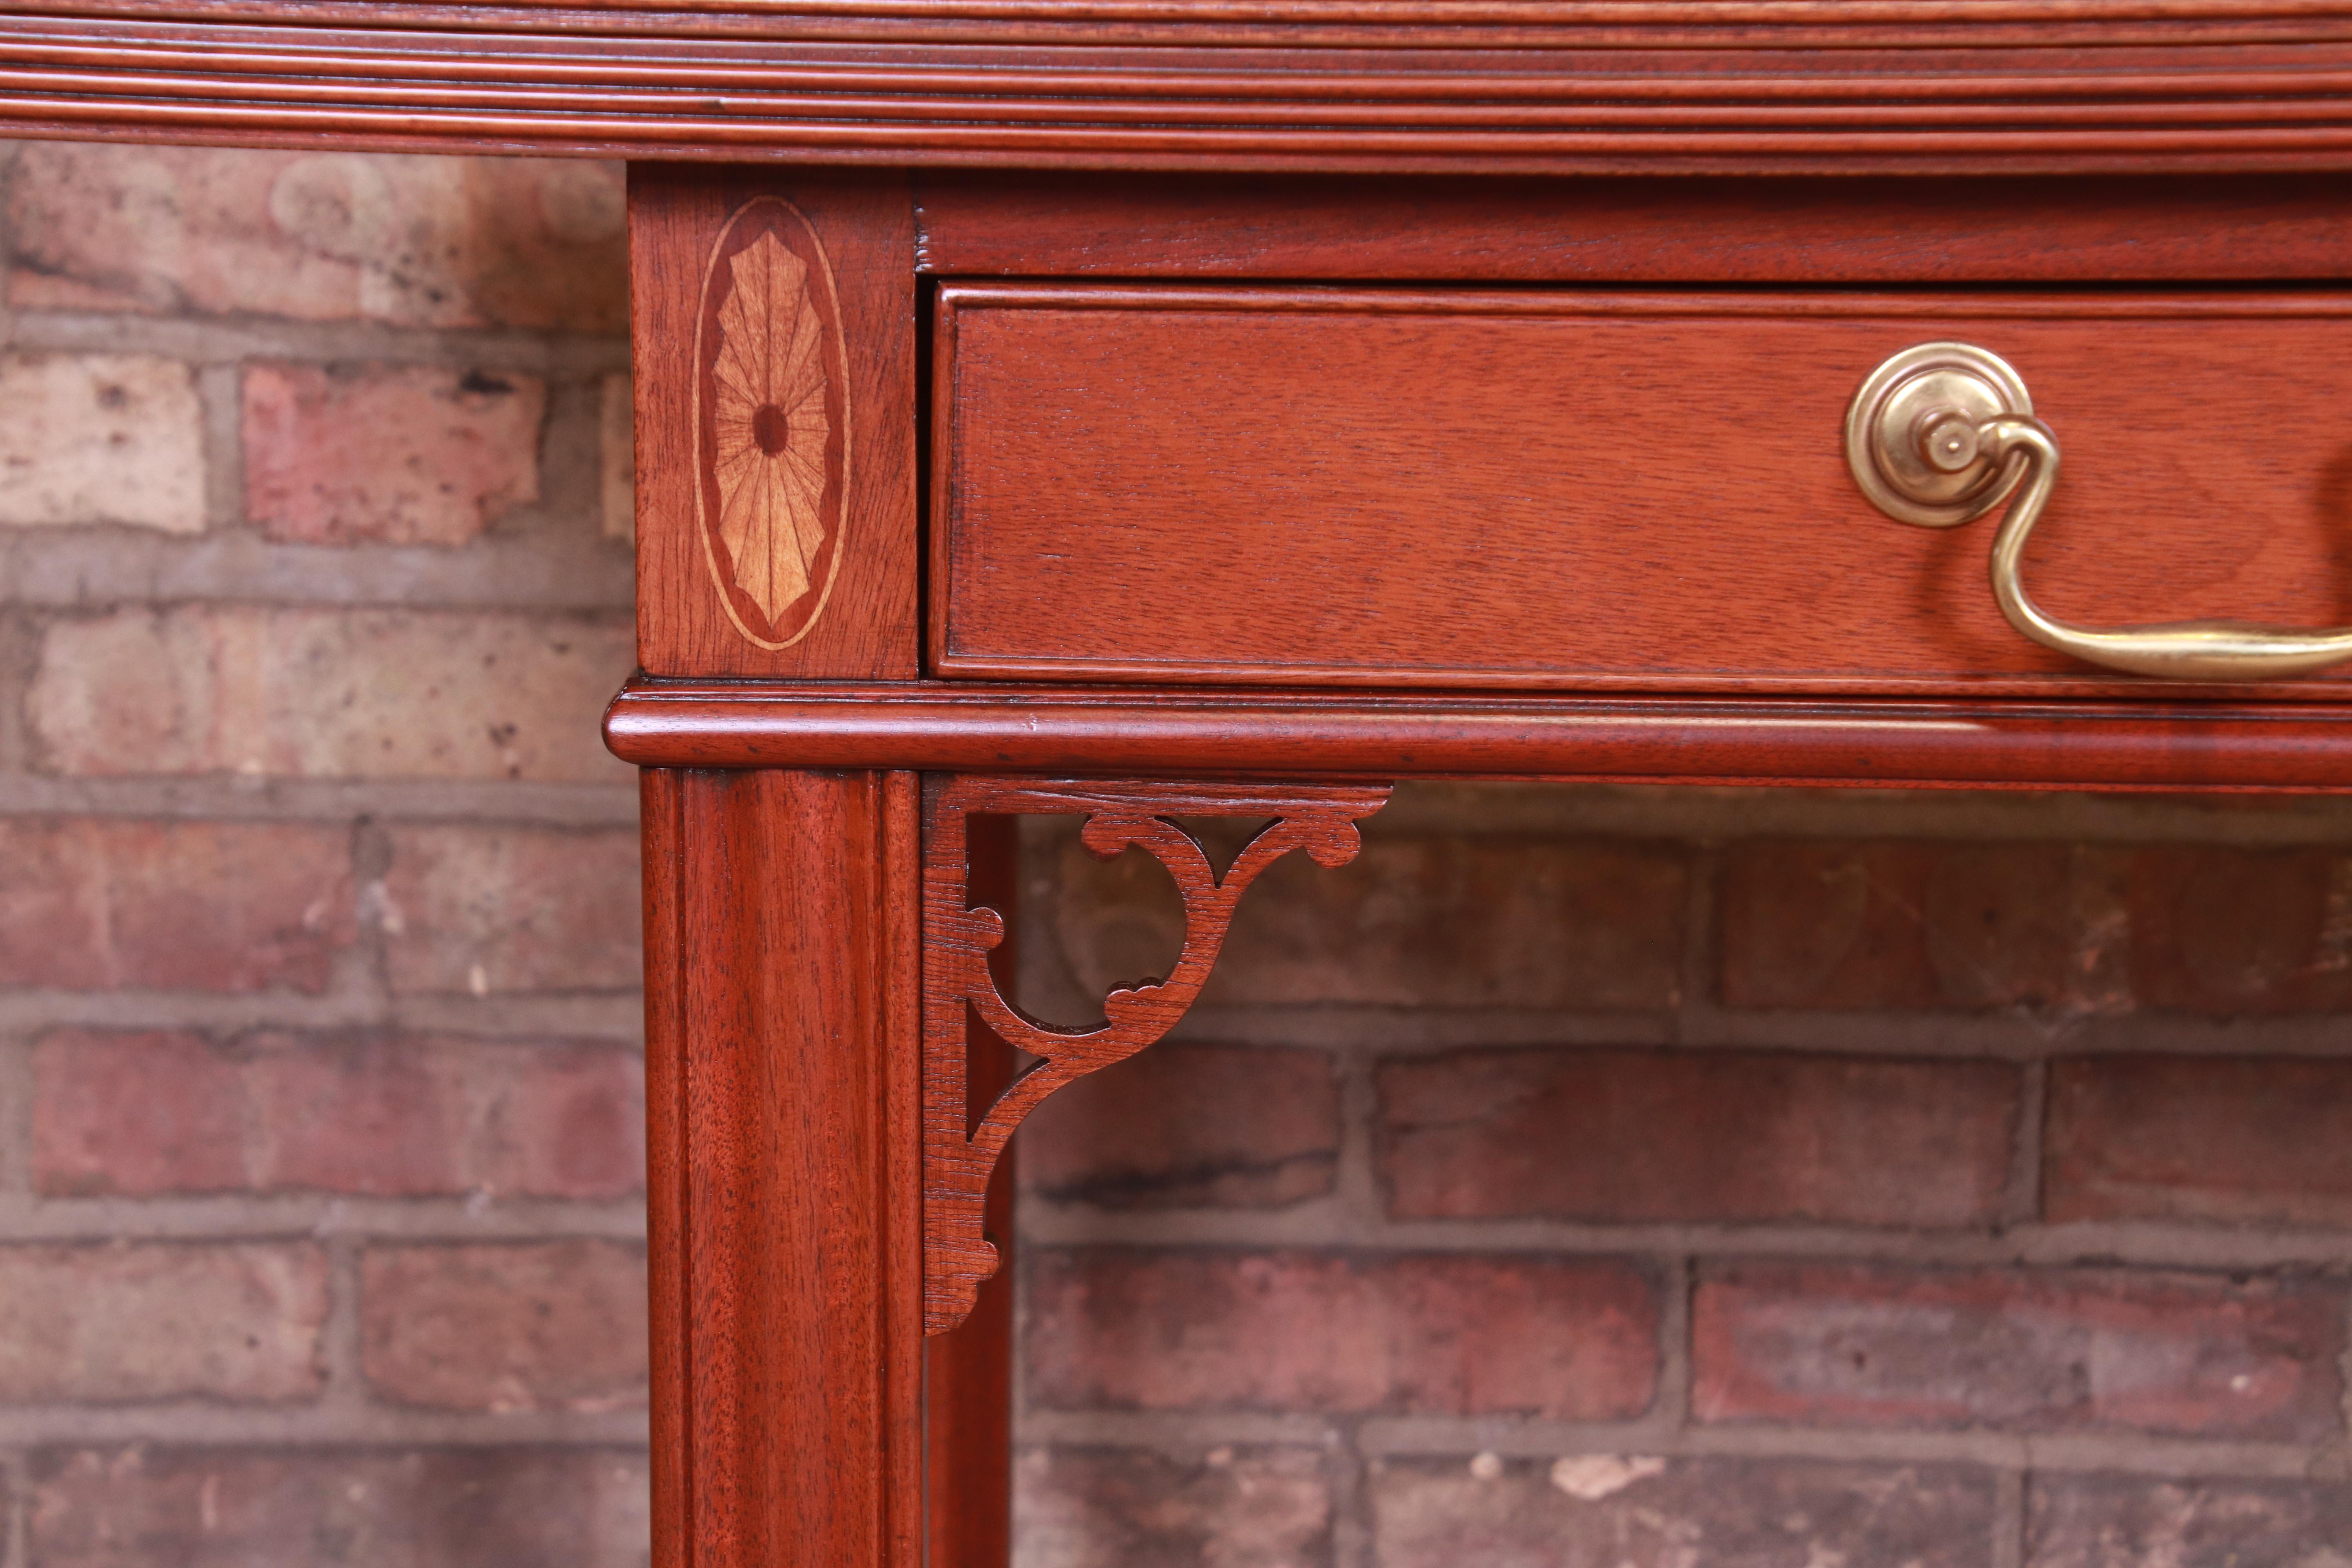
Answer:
1845, 341, 2352, 682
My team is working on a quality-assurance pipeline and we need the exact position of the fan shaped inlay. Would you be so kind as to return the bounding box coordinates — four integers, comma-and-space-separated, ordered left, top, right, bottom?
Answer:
692, 196, 849, 652
713, 232, 831, 622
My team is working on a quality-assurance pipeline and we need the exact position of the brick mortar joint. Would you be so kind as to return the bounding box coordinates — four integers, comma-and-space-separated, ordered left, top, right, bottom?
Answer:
318, 1236, 368, 1415
7, 308, 628, 374
0, 1034, 29, 1199
195, 360, 243, 534
0, 1410, 652, 1446
0, 613, 37, 779
1654, 1252, 1693, 1435
1020, 1407, 2335, 1478
0, 1217, 650, 1245
1018, 1209, 2352, 1270
1372, 780, 2352, 847
1168, 1002, 2352, 1059
0, 990, 644, 1035
1992, 1466, 2026, 1568
0, 774, 641, 825
2004, 1056, 2048, 1231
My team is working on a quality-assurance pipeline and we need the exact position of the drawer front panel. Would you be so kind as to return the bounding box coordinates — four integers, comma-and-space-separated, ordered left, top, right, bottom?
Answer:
934, 285, 2352, 696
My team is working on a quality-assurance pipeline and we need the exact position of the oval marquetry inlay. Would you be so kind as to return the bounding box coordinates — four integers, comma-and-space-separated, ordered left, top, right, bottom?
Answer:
693, 196, 850, 650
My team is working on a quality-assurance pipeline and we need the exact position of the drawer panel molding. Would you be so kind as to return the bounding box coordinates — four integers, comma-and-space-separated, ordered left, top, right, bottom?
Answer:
935, 284, 2352, 701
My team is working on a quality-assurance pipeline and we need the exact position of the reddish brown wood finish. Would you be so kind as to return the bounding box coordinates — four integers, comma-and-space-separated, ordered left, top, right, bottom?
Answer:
936, 285, 2352, 700
29, 5, 2352, 174
923, 814, 1016, 1568
923, 776, 1388, 1334
642, 766, 922, 1568
608, 681, 2352, 793
634, 165, 917, 678
53, 13, 2352, 1565
916, 174, 2352, 284
641, 770, 689, 1568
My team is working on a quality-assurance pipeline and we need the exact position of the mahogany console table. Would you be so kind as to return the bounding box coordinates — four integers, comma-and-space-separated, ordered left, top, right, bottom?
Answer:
27, 4, 2352, 1561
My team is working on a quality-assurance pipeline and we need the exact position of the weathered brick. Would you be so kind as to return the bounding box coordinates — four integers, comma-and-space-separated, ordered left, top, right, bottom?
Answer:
9, 142, 628, 331
0, 138, 648, 1548
2046, 1054, 2352, 1225
0, 1243, 325, 1402
380, 826, 642, 994
1047, 831, 1686, 1011
243, 362, 544, 546
249, 1034, 643, 1199
1378, 1047, 2016, 1227
1027, 1249, 1657, 1419
0, 352, 203, 530
1718, 840, 2093, 1010
2125, 846, 2352, 1013
1016, 1446, 1330, 1568
1369, 1456, 1993, 1568
25, 1446, 649, 1568
29, 606, 632, 781
1693, 1263, 2344, 1439
244, 1033, 467, 1197
30, 1029, 244, 1194
360, 1241, 647, 1412
601, 371, 634, 543
1022, 1044, 1339, 1209
33, 1030, 642, 1198
0, 818, 353, 992
2025, 1474, 2352, 1568
486, 1047, 640, 1198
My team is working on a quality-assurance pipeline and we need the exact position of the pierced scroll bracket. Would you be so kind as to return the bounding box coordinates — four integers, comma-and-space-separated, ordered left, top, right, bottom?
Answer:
922, 775, 1391, 1335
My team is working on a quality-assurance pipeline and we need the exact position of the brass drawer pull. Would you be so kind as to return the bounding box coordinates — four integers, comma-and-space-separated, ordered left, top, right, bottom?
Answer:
1847, 342, 2352, 682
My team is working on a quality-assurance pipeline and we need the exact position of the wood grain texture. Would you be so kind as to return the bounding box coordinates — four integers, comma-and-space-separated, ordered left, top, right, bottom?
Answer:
28, 5, 2352, 173
923, 813, 1016, 1568
916, 173, 2352, 284
922, 777, 1389, 1334
605, 680, 2352, 793
936, 284, 2352, 700
641, 769, 689, 1568
646, 767, 922, 1568
635, 165, 916, 679
700, 197, 852, 648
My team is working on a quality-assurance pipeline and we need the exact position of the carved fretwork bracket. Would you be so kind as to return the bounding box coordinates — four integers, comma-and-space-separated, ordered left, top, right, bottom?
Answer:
922, 775, 1391, 1335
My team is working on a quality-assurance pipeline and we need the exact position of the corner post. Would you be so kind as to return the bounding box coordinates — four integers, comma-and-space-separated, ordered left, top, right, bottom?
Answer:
644, 768, 922, 1566
629, 164, 931, 1568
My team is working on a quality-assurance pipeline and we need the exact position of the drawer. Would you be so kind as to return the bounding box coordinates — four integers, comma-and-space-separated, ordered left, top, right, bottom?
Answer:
931, 285, 2352, 697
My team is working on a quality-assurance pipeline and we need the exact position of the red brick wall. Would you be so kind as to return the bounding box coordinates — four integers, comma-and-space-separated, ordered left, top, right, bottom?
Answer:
0, 141, 647, 1561
1016, 784, 2352, 1567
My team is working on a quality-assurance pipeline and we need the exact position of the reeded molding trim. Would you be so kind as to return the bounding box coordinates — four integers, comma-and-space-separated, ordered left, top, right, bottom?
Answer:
17, 4, 2352, 172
